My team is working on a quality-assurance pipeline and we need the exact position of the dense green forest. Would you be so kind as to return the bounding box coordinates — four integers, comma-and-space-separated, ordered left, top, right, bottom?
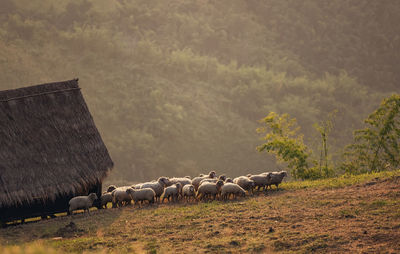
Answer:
0, 0, 398, 182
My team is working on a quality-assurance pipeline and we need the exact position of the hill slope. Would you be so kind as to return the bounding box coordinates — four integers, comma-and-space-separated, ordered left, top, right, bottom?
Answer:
1, 170, 399, 253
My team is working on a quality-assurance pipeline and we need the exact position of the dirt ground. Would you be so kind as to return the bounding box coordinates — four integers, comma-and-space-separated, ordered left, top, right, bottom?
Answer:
0, 175, 399, 253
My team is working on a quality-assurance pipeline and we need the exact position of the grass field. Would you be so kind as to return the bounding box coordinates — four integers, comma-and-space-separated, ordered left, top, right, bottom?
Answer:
1, 170, 399, 253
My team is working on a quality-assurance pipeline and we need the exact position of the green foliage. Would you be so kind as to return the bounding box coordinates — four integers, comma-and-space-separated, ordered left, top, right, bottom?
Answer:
257, 112, 311, 179
342, 94, 400, 174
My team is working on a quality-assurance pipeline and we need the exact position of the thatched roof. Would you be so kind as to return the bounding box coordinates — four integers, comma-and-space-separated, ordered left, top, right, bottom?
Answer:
0, 79, 113, 207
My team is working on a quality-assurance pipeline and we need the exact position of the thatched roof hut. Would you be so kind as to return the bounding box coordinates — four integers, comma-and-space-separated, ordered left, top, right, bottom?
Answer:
0, 79, 113, 222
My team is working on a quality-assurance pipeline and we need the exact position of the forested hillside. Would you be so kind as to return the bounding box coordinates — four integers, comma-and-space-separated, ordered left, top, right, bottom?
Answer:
0, 0, 398, 181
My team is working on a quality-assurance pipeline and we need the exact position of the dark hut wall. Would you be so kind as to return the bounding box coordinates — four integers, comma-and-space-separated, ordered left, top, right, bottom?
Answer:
0, 79, 113, 216
0, 182, 102, 222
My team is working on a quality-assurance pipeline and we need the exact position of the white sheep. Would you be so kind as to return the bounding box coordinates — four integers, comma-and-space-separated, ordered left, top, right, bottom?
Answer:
192, 171, 217, 191
169, 177, 192, 187
182, 184, 196, 202
111, 186, 132, 208
126, 187, 156, 206
162, 183, 182, 203
264, 171, 287, 190
221, 183, 246, 200
249, 173, 272, 192
196, 180, 224, 201
138, 177, 171, 202
68, 193, 98, 215
233, 176, 255, 194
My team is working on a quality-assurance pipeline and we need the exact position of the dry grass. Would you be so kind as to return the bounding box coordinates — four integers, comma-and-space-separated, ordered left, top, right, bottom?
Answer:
1, 170, 399, 253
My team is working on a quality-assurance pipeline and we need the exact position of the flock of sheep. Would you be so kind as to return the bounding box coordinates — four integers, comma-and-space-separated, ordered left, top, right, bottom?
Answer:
68, 170, 288, 214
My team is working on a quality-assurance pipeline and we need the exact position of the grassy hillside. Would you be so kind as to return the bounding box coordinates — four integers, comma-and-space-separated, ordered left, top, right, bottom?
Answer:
1, 170, 399, 253
1, 1, 399, 181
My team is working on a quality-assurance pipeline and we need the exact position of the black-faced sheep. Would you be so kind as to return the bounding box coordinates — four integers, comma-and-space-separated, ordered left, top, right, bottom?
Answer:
221, 183, 246, 200
99, 192, 113, 209
225, 178, 233, 183
218, 175, 227, 182
196, 180, 224, 201
68, 193, 98, 215
106, 185, 117, 193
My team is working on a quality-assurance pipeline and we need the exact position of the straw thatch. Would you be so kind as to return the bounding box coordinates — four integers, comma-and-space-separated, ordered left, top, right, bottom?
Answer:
0, 79, 113, 208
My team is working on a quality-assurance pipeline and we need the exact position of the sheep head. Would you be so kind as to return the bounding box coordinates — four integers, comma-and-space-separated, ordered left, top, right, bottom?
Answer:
158, 177, 171, 187
216, 180, 224, 190
209, 171, 217, 178
175, 183, 182, 192
107, 185, 117, 193
218, 174, 226, 181
126, 188, 136, 199
88, 193, 98, 201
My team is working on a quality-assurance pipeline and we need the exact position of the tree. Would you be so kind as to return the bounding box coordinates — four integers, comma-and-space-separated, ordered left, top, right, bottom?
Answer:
256, 112, 312, 179
342, 94, 400, 174
313, 110, 337, 177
